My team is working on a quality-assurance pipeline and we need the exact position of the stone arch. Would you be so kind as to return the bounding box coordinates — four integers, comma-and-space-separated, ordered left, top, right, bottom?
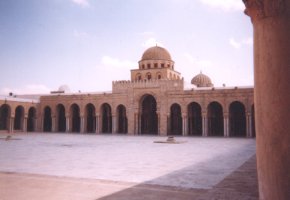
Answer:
0, 104, 11, 131
116, 104, 127, 134
135, 73, 142, 81
140, 94, 158, 135
229, 101, 246, 137
70, 104, 80, 133
146, 72, 152, 80
207, 101, 224, 136
101, 103, 112, 133
56, 104, 66, 132
187, 102, 202, 136
251, 104, 256, 138
169, 103, 182, 135
85, 103, 96, 133
156, 72, 162, 79
14, 106, 24, 131
43, 106, 52, 132
27, 107, 36, 132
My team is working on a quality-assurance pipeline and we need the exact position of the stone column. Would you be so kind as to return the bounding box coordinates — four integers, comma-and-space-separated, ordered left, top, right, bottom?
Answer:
243, 1, 290, 199
112, 115, 116, 134
9, 117, 14, 133
66, 115, 70, 132
202, 112, 208, 137
23, 115, 27, 132
223, 113, 229, 137
80, 115, 85, 133
246, 112, 252, 138
95, 114, 99, 134
51, 116, 56, 132
182, 114, 188, 136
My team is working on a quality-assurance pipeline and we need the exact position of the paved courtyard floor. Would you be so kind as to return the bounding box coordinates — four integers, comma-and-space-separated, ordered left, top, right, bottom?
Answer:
0, 133, 258, 199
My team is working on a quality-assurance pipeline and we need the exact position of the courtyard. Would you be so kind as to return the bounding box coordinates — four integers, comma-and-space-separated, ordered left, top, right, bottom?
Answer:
0, 133, 258, 199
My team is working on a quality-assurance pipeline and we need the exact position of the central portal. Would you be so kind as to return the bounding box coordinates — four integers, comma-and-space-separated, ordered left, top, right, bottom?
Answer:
141, 95, 158, 135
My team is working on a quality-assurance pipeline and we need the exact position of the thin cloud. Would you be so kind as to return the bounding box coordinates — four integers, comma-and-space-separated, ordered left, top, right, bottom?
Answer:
142, 38, 164, 48
199, 0, 244, 11
229, 37, 253, 49
184, 53, 213, 69
1, 84, 51, 95
71, 0, 90, 7
101, 56, 136, 69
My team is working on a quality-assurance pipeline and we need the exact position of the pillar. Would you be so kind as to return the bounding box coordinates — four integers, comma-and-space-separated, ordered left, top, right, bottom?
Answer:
223, 113, 229, 137
66, 116, 70, 132
243, 1, 290, 199
202, 112, 208, 136
80, 115, 85, 133
51, 116, 56, 132
23, 115, 27, 132
246, 112, 252, 138
112, 115, 116, 134
182, 114, 188, 136
95, 114, 99, 134
9, 117, 14, 133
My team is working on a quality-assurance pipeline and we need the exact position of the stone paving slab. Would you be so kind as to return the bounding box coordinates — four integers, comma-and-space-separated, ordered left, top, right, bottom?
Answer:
0, 133, 256, 190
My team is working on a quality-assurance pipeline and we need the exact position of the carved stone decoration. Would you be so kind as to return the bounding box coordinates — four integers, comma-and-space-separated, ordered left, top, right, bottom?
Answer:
243, 0, 286, 21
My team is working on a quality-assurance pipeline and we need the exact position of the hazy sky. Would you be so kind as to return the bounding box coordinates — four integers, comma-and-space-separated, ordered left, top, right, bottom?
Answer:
0, 0, 253, 94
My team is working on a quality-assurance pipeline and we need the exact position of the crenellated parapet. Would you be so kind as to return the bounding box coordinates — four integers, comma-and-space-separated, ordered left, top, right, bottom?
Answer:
112, 78, 184, 93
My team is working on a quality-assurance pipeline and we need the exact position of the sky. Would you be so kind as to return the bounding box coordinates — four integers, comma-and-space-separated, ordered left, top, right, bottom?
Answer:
0, 0, 253, 94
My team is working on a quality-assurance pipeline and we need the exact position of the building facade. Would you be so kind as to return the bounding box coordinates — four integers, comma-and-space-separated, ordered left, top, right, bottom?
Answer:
0, 46, 255, 137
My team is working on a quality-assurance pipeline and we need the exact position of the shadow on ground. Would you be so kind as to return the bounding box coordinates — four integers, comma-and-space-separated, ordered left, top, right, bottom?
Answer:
97, 155, 258, 200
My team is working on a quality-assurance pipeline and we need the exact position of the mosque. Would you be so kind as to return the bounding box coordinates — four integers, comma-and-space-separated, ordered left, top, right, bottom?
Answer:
0, 46, 255, 137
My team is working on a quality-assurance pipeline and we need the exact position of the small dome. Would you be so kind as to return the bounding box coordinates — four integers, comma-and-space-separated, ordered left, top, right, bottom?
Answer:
58, 85, 70, 93
141, 46, 172, 61
191, 72, 214, 87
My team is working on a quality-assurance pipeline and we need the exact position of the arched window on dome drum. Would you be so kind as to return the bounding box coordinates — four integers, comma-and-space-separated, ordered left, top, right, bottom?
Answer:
142, 64, 145, 69
56, 104, 66, 132
70, 104, 80, 133
229, 101, 246, 137
0, 104, 10, 131
161, 63, 165, 68
27, 107, 36, 132
169, 103, 182, 135
154, 63, 158, 68
101, 103, 112, 133
147, 73, 152, 80
43, 106, 52, 132
147, 64, 151, 69
117, 105, 127, 134
85, 103, 96, 133
135, 74, 142, 81
187, 102, 202, 136
14, 106, 24, 131
207, 102, 224, 136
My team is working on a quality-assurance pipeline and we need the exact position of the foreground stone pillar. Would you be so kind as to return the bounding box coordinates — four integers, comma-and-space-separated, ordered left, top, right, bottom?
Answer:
243, 1, 290, 199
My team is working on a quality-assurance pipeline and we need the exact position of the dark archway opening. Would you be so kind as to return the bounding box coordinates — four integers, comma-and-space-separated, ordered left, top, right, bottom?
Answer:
208, 102, 224, 136
101, 103, 112, 133
117, 105, 127, 134
229, 101, 246, 137
0, 104, 10, 130
188, 102, 202, 136
14, 106, 24, 130
86, 103, 96, 133
141, 95, 158, 135
57, 104, 66, 132
43, 106, 52, 132
251, 104, 256, 137
27, 107, 36, 132
71, 104, 80, 133
169, 103, 182, 135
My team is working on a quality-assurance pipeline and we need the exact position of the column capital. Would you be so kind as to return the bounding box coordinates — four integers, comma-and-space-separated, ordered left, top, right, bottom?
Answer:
243, 0, 286, 21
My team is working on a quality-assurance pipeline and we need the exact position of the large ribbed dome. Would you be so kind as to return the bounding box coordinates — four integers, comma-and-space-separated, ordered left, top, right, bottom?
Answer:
141, 46, 172, 61
191, 72, 213, 87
